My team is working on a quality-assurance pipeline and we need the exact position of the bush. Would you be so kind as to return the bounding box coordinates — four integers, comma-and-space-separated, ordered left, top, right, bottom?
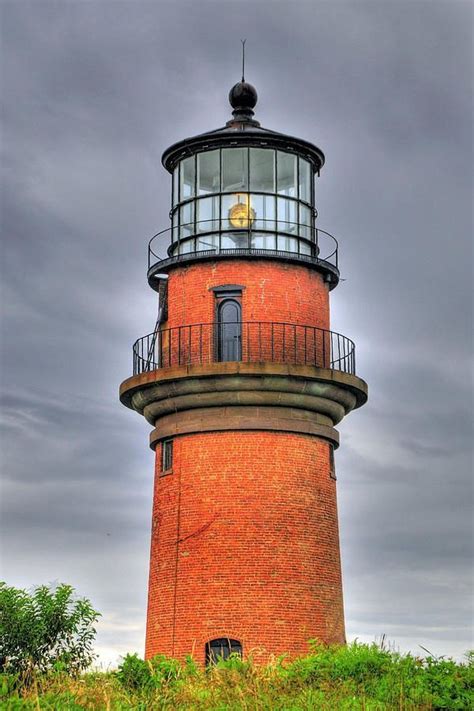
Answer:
281, 640, 474, 707
116, 652, 183, 690
422, 654, 474, 709
0, 582, 100, 679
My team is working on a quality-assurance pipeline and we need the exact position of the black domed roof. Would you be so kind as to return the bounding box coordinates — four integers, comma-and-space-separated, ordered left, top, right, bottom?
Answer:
161, 80, 325, 174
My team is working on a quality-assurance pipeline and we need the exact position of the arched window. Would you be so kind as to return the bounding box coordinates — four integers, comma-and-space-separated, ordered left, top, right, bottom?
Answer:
205, 638, 242, 665
216, 298, 242, 362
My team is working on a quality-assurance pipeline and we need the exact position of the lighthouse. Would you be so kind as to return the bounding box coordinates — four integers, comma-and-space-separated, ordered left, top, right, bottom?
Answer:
120, 77, 368, 664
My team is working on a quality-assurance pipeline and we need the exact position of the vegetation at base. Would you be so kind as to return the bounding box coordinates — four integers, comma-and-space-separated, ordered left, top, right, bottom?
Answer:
1, 583, 472, 709
0, 582, 100, 680
1, 642, 472, 710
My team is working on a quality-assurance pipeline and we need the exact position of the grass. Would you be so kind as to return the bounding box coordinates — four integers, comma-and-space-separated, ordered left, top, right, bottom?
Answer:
1, 641, 473, 710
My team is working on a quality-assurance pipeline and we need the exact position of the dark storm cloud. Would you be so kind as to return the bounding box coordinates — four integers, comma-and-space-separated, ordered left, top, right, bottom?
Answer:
1, 0, 472, 663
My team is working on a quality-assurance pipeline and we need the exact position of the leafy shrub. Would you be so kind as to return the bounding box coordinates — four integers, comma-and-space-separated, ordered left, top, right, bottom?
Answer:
284, 639, 393, 687
282, 640, 474, 707
422, 654, 474, 709
116, 652, 183, 690
115, 653, 151, 690
0, 582, 99, 679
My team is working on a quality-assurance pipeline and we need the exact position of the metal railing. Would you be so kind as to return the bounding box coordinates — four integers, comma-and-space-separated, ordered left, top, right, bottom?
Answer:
147, 220, 339, 273
132, 321, 356, 376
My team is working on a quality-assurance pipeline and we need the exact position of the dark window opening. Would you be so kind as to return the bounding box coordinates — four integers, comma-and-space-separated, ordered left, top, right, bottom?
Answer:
329, 444, 336, 480
162, 439, 173, 472
216, 297, 242, 362
205, 638, 242, 665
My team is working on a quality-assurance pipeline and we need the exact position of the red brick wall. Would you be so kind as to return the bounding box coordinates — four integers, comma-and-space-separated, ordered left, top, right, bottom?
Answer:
156, 260, 331, 368
145, 431, 345, 664
164, 260, 330, 330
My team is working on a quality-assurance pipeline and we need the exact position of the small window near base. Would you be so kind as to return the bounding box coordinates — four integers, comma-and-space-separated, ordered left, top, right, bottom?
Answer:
205, 638, 242, 666
329, 444, 337, 480
162, 439, 173, 473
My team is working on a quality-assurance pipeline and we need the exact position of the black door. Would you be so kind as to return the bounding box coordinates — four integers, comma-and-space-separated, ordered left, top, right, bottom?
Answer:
217, 299, 242, 362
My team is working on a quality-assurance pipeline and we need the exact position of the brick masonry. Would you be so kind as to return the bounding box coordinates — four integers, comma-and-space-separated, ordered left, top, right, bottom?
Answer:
144, 258, 346, 664
145, 431, 345, 664
163, 259, 330, 330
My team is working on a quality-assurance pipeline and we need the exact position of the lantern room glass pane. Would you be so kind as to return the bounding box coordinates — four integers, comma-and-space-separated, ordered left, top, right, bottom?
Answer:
249, 148, 275, 192
180, 156, 195, 199
196, 233, 218, 252
221, 231, 249, 249
222, 148, 248, 192
173, 167, 179, 205
251, 232, 276, 250
298, 158, 311, 203
171, 211, 178, 242
221, 194, 233, 229
180, 238, 194, 254
277, 235, 298, 252
179, 201, 194, 238
196, 196, 219, 232
277, 197, 297, 232
299, 204, 312, 239
277, 151, 297, 197
250, 194, 275, 230
197, 150, 220, 195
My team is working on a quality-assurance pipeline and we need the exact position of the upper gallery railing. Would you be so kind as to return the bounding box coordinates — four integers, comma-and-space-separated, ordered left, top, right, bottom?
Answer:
147, 220, 339, 273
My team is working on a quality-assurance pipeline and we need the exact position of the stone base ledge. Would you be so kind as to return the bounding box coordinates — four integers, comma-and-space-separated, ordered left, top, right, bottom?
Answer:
121, 363, 367, 411
120, 363, 367, 446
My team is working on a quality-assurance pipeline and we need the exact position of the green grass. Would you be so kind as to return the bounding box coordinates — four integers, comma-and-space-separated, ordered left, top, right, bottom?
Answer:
1, 641, 473, 710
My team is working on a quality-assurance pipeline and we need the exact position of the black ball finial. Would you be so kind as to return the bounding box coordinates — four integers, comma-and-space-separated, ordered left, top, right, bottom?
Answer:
229, 81, 258, 112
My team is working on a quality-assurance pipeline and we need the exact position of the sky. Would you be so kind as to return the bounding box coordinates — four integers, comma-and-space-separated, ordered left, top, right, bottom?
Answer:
1, 0, 472, 666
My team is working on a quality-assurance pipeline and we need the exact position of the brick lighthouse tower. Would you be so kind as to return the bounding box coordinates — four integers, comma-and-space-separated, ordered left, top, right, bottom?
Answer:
120, 76, 368, 664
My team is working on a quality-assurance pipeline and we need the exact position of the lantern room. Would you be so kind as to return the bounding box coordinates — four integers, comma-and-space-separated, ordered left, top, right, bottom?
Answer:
147, 80, 340, 291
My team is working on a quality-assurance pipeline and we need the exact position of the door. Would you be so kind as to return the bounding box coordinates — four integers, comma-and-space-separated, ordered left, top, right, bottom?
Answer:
217, 298, 242, 362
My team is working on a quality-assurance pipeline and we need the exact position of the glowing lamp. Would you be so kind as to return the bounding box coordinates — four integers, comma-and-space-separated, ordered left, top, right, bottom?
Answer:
228, 195, 256, 229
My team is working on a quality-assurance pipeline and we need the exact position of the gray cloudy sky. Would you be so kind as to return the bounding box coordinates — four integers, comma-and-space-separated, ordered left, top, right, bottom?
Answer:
1, 0, 472, 665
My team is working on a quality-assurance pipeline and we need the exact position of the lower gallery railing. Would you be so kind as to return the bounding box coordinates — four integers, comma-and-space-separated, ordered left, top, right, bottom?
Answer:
132, 322, 356, 376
